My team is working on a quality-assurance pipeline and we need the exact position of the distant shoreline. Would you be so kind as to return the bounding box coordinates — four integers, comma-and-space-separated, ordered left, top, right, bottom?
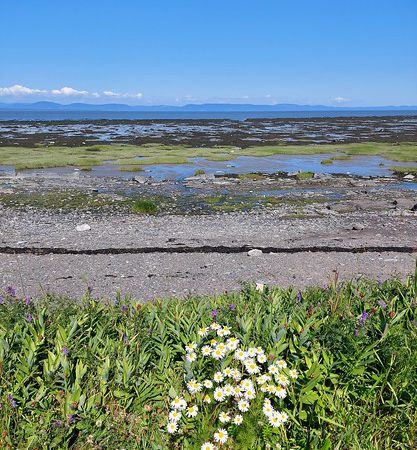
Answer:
1, 109, 417, 121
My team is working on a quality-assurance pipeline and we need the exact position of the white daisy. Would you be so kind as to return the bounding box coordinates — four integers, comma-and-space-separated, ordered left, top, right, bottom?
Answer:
276, 359, 287, 369
237, 399, 249, 412
201, 443, 215, 450
257, 353, 267, 364
276, 374, 289, 386
186, 405, 198, 418
289, 369, 299, 379
167, 421, 178, 433
223, 384, 233, 396
185, 342, 197, 353
233, 414, 243, 425
214, 371, 224, 383
214, 387, 225, 402
234, 349, 247, 361
226, 337, 239, 350
186, 352, 197, 362
219, 411, 231, 423
198, 327, 209, 337
214, 428, 228, 444
169, 410, 182, 422
212, 347, 226, 360
204, 379, 213, 389
201, 345, 212, 356
268, 364, 278, 375
275, 386, 287, 399
171, 397, 187, 410
203, 394, 211, 403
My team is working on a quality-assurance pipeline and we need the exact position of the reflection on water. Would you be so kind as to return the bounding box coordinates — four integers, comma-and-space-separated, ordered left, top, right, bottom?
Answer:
1, 154, 417, 189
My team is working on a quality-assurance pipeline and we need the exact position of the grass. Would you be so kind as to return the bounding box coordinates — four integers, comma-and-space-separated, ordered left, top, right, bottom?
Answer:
194, 169, 206, 176
320, 159, 333, 165
391, 166, 417, 174
1, 142, 417, 170
131, 199, 158, 214
0, 271, 416, 449
0, 190, 327, 215
296, 171, 314, 180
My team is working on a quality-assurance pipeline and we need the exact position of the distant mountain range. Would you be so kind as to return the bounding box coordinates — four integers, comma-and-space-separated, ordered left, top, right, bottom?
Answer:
0, 101, 416, 112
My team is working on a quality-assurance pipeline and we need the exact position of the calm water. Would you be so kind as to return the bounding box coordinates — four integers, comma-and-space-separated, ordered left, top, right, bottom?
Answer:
1, 110, 417, 121
2, 154, 417, 182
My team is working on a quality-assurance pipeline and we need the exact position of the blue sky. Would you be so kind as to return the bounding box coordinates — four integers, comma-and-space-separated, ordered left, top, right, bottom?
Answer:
1, 0, 416, 105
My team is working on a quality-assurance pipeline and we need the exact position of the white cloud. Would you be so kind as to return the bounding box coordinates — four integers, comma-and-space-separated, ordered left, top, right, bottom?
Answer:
334, 96, 350, 103
51, 86, 89, 96
103, 90, 118, 96
0, 84, 47, 95
0, 84, 143, 101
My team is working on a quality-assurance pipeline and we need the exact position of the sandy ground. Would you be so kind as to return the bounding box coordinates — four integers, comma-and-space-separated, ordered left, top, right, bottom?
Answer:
1, 206, 416, 300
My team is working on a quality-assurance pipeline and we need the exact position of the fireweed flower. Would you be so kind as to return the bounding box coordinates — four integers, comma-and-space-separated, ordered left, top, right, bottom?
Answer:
8, 394, 16, 408
359, 310, 368, 327
378, 300, 387, 309
6, 286, 16, 297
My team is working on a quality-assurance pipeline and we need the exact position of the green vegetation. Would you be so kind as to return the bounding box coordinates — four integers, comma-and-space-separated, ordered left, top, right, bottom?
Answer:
0, 272, 416, 449
194, 169, 206, 176
0, 190, 327, 215
295, 171, 314, 180
320, 159, 333, 165
391, 166, 417, 174
0, 191, 121, 210
131, 199, 158, 214
119, 166, 144, 173
1, 142, 417, 170
237, 172, 268, 181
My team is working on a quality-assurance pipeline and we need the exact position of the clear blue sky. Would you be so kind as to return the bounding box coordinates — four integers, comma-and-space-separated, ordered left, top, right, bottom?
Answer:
1, 0, 416, 105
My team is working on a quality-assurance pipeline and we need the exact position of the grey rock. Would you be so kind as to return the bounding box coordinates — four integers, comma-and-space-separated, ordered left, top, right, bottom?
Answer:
248, 249, 263, 256
404, 174, 415, 180
352, 223, 365, 231
133, 175, 152, 184
76, 224, 91, 232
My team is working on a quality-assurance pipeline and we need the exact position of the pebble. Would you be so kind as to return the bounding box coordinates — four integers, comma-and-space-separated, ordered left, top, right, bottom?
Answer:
76, 224, 91, 232
248, 249, 263, 256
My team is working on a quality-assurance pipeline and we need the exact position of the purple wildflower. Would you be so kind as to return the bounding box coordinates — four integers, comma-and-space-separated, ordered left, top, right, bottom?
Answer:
61, 347, 69, 356
24, 296, 31, 305
359, 310, 368, 327
25, 313, 33, 323
378, 300, 387, 309
0, 295, 4, 304
296, 291, 302, 303
67, 414, 74, 424
211, 309, 218, 319
121, 305, 129, 314
354, 328, 359, 337
229, 304, 236, 311
6, 286, 16, 297
8, 394, 16, 408
122, 333, 128, 344
53, 420, 63, 428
